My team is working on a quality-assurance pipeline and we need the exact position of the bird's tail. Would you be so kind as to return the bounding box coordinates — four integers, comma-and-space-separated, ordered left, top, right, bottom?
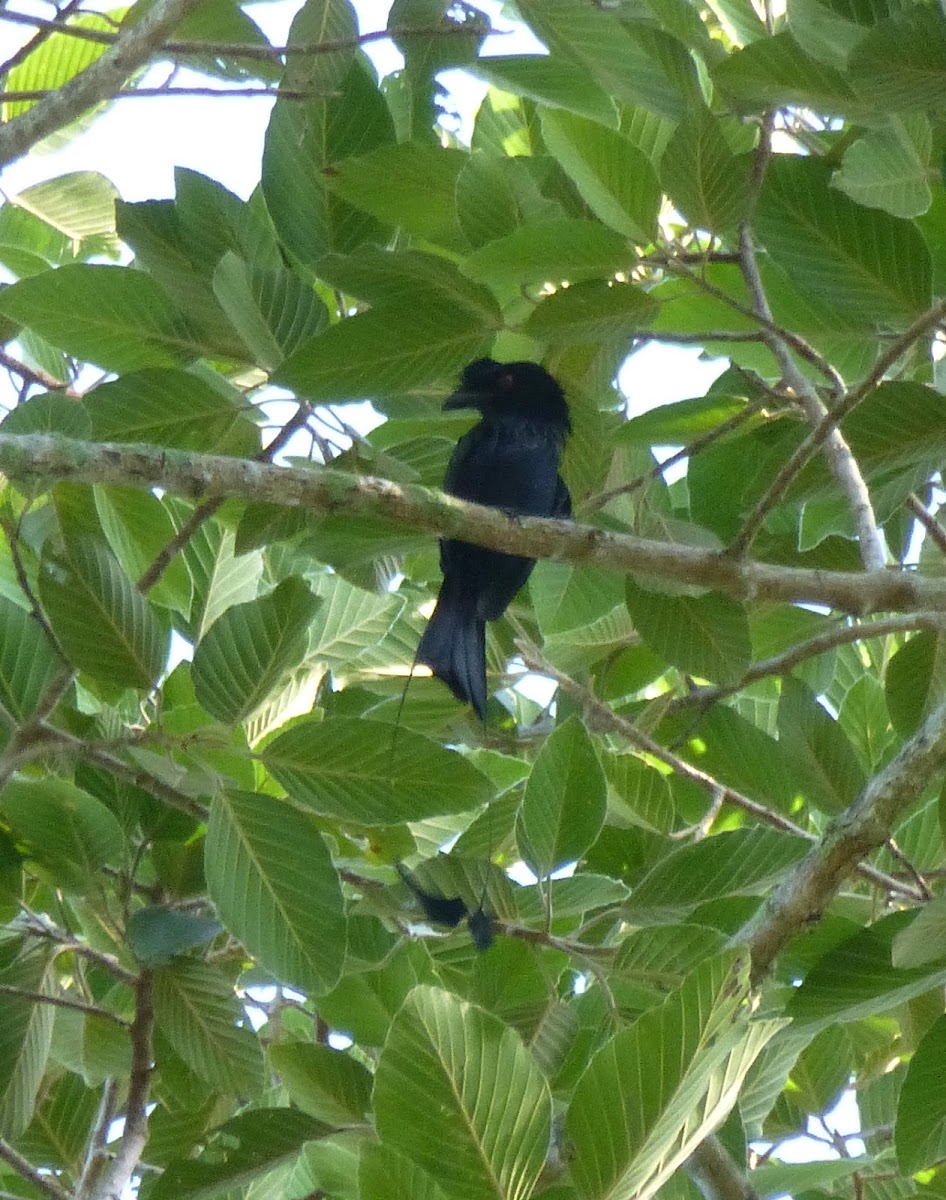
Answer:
417, 577, 487, 721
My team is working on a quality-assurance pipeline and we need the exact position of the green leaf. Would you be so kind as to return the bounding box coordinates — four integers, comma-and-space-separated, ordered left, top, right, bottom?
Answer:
83, 368, 256, 455
605, 753, 675, 834
149, 1109, 330, 1200
892, 894, 946, 969
896, 1012, 946, 1173
849, 6, 946, 111
832, 116, 932, 219
788, 913, 946, 1024
126, 908, 221, 967
517, 2, 702, 120
12, 172, 119, 251
0, 391, 92, 439
566, 952, 779, 1200
269, 1043, 371, 1125
374, 985, 552, 1200
0, 949, 54, 1139
205, 790, 346, 996
711, 31, 861, 112
540, 110, 660, 240
3, 13, 113, 119
360, 1142, 451, 1200
885, 631, 946, 737
178, 517, 264, 644
212, 252, 328, 370
660, 110, 750, 233
470, 55, 617, 125
308, 573, 404, 665
153, 959, 265, 1097
192, 579, 319, 723
94, 486, 193, 614
39, 538, 169, 690
462, 219, 631, 287
275, 304, 490, 401
755, 156, 931, 326
263, 718, 492, 825
626, 827, 810, 919
261, 60, 395, 268
0, 265, 194, 372
0, 595, 65, 721
523, 279, 657, 343
517, 716, 607, 876
626, 582, 751, 685
777, 677, 866, 814
325, 143, 468, 244
1, 778, 124, 881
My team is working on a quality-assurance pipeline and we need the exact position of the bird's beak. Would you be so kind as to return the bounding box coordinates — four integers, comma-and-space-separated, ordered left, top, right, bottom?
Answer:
442, 387, 481, 412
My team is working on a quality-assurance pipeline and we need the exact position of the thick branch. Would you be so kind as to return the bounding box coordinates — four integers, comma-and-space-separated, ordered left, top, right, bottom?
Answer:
0, 1140, 71, 1200
0, 0, 205, 169
738, 696, 946, 979
1, 432, 944, 615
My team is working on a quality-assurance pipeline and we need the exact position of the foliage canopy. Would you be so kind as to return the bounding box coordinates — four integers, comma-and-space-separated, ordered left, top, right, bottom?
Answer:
1, 1, 946, 1199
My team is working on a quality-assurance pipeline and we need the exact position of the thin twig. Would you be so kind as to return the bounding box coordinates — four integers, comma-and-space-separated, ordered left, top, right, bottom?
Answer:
666, 612, 943, 713
0, 983, 130, 1026
584, 398, 769, 513
76, 1078, 121, 1200
137, 400, 313, 593
734, 152, 885, 570
0, 13, 501, 62
0, 0, 206, 170
0, 0, 84, 77
0, 1140, 71, 1200
908, 494, 946, 557
0, 348, 75, 393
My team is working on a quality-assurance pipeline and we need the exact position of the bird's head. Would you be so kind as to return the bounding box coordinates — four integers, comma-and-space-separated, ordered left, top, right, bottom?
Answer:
443, 358, 570, 431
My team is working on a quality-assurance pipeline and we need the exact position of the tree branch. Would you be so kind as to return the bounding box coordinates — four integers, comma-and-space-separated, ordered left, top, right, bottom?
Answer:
0, 1139, 71, 1200
0, 983, 130, 1026
93, 970, 154, 1200
734, 222, 885, 571
0, 0, 206, 169
689, 1136, 759, 1200
738, 695, 946, 980
2, 432, 945, 615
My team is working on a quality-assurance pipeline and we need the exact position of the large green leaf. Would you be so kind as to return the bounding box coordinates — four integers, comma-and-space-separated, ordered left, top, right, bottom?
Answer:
895, 1012, 946, 1173
83, 369, 256, 455
755, 156, 931, 326
777, 676, 865, 814
178, 517, 264, 644
0, 595, 64, 721
206, 790, 346, 995
1, 778, 124, 882
94, 486, 193, 614
38, 537, 169, 690
462, 219, 632, 287
517, 1, 702, 120
263, 717, 492, 825
153, 959, 265, 1097
0, 265, 195, 372
626, 581, 751, 686
275, 304, 490, 401
192, 578, 319, 724
374, 985, 552, 1200
540, 110, 661, 241
268, 1043, 371, 1125
0, 948, 54, 1140
625, 827, 810, 919
517, 716, 607, 876
711, 31, 861, 112
566, 952, 780, 1200
470, 55, 617, 125
523, 280, 657, 344
660, 109, 750, 233
149, 1108, 330, 1200
261, 59, 394, 268
832, 116, 932, 219
849, 5, 946, 110
12, 172, 119, 253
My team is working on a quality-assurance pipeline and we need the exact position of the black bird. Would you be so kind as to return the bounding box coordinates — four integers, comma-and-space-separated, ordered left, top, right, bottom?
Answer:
417, 358, 571, 720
